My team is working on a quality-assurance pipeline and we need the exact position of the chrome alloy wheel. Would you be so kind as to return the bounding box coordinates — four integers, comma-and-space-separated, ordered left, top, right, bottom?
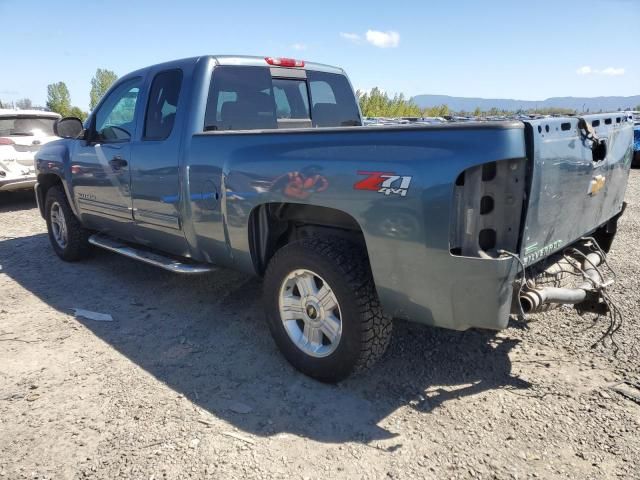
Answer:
278, 269, 342, 358
50, 201, 68, 249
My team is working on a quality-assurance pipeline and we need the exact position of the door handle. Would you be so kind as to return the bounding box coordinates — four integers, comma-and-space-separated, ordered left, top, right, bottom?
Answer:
109, 156, 128, 169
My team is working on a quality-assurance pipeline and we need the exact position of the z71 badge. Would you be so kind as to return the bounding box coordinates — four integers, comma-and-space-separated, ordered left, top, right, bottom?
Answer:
354, 171, 413, 197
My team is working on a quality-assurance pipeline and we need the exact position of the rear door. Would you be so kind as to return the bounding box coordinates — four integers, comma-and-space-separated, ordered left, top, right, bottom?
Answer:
129, 68, 190, 255
520, 114, 633, 265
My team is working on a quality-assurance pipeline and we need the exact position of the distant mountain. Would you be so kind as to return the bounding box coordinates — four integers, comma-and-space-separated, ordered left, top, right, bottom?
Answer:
410, 94, 640, 113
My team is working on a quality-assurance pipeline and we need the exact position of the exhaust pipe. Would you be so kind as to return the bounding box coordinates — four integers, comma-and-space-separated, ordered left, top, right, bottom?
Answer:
519, 251, 604, 314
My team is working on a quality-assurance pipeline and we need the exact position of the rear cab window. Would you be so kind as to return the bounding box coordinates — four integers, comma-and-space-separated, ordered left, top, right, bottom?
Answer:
204, 65, 360, 131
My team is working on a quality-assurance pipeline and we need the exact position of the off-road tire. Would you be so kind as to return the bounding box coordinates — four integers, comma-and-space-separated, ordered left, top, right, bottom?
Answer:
45, 185, 92, 261
263, 237, 392, 382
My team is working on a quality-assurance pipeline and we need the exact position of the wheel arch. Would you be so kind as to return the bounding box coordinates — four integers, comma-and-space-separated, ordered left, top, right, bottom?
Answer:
247, 202, 370, 276
35, 173, 64, 218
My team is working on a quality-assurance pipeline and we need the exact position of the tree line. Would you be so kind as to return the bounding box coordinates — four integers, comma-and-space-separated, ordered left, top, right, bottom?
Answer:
0, 69, 118, 121
357, 88, 640, 118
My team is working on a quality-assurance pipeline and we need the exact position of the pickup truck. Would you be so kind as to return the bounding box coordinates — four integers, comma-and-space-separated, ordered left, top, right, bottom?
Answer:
34, 55, 635, 382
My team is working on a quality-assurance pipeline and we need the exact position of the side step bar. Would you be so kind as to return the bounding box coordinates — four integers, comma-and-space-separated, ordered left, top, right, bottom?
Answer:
88, 234, 216, 274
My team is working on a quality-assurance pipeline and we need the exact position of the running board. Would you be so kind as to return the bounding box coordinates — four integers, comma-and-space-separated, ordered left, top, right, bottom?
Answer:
88, 234, 216, 274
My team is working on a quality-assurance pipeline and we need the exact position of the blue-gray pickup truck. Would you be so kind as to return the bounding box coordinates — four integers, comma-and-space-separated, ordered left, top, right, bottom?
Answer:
35, 55, 634, 381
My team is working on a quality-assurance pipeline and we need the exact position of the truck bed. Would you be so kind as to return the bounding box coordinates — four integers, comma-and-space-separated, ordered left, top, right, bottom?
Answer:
184, 116, 633, 330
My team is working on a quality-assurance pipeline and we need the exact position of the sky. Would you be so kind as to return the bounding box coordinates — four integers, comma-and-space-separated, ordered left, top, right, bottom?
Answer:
2, 0, 638, 110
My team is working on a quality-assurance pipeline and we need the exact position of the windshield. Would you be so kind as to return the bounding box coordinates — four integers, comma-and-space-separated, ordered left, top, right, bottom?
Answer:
0, 116, 57, 136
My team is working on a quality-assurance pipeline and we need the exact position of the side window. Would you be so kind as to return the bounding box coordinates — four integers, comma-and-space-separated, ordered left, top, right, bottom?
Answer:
144, 69, 183, 140
204, 66, 277, 131
94, 77, 142, 142
307, 71, 361, 127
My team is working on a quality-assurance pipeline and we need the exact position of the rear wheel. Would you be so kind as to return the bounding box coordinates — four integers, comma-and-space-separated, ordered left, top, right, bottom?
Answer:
263, 238, 392, 382
632, 151, 640, 168
45, 185, 92, 261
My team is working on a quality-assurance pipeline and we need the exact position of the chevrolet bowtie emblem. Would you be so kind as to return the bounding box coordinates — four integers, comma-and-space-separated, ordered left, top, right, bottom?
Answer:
588, 175, 606, 196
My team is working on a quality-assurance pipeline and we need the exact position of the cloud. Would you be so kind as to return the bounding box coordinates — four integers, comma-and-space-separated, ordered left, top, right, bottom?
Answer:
340, 30, 401, 48
365, 30, 400, 48
340, 32, 361, 43
600, 67, 625, 76
576, 65, 625, 76
290, 43, 307, 51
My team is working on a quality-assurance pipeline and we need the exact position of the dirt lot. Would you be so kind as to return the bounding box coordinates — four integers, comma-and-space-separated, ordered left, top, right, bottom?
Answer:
1, 172, 639, 480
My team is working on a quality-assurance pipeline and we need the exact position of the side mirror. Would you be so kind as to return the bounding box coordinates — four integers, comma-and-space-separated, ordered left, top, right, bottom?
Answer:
54, 117, 84, 139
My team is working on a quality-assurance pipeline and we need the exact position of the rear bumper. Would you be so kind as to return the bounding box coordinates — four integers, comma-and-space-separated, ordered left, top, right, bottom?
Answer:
447, 255, 520, 330
374, 244, 520, 331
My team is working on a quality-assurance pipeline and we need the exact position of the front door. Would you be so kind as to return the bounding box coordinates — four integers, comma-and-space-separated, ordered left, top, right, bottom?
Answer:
72, 77, 143, 235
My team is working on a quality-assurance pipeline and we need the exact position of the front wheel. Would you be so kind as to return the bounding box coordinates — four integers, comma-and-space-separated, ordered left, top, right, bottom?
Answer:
45, 185, 92, 261
263, 238, 392, 382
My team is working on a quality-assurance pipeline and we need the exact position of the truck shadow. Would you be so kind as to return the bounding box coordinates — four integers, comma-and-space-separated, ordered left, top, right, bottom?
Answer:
0, 233, 530, 445
0, 190, 37, 212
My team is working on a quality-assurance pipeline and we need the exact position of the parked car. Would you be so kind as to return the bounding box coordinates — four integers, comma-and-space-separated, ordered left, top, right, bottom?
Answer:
0, 109, 61, 192
34, 55, 634, 381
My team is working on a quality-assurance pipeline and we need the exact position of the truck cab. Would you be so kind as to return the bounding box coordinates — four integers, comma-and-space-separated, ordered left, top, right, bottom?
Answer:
38, 56, 361, 256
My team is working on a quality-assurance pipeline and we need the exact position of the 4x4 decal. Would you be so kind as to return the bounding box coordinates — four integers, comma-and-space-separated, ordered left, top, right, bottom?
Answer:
354, 171, 413, 197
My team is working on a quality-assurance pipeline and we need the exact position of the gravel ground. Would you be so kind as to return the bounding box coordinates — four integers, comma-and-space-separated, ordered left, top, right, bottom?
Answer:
0, 172, 639, 480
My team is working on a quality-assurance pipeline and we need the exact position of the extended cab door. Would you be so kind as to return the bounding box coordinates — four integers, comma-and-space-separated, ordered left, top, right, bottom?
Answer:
129, 68, 189, 255
72, 77, 143, 234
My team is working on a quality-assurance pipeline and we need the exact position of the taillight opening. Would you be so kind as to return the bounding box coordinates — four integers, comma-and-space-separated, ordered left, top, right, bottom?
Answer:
0, 137, 15, 146
265, 57, 305, 68
449, 158, 527, 258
